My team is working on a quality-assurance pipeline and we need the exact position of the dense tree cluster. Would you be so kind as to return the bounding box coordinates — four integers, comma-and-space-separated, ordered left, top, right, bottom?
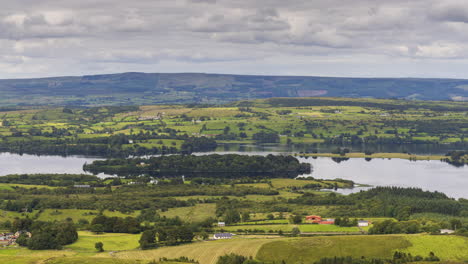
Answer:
0, 135, 217, 157
13, 218, 78, 250
83, 154, 311, 178
0, 174, 102, 187
444, 151, 468, 166
369, 220, 423, 234
90, 215, 141, 233
139, 225, 194, 249
289, 187, 467, 219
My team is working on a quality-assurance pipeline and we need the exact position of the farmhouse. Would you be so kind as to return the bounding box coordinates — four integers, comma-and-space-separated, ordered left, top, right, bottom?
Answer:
15, 230, 32, 238
0, 231, 30, 246
213, 233, 233, 240
306, 215, 322, 223
440, 229, 455, 234
358, 220, 370, 227
218, 221, 226, 227
306, 215, 335, 224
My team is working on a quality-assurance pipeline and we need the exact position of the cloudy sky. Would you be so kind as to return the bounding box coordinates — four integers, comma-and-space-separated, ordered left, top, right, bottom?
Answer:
2, 0, 468, 79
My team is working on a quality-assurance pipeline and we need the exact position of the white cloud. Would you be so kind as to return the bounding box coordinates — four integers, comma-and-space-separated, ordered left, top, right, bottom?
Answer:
2, 0, 468, 79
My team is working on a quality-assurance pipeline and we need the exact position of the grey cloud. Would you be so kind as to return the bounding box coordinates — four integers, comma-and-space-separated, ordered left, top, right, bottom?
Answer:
189, 0, 217, 3
2, 0, 468, 79
188, 7, 289, 33
429, 2, 468, 23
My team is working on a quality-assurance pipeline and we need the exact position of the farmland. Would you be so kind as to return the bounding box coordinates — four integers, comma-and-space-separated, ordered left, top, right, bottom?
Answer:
0, 97, 467, 264
1, 234, 466, 264
256, 235, 468, 263
0, 97, 466, 159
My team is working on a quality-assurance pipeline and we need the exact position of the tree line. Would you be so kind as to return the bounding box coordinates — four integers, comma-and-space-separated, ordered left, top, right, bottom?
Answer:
83, 154, 312, 178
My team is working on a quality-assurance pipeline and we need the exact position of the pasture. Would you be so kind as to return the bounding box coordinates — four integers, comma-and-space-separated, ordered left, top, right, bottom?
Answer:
256, 234, 468, 263
160, 204, 216, 223
110, 237, 289, 264
65, 231, 140, 252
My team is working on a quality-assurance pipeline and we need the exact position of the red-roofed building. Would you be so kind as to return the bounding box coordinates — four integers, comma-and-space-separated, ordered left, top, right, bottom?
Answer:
319, 219, 335, 225
305, 215, 335, 224
306, 215, 322, 223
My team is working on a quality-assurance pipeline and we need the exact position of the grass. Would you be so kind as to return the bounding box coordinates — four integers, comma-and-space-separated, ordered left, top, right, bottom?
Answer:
0, 183, 56, 190
110, 237, 289, 264
219, 224, 293, 232
47, 258, 147, 264
0, 233, 466, 264
0, 248, 75, 264
256, 234, 468, 263
298, 224, 360, 233
65, 231, 140, 252
160, 204, 216, 223
256, 235, 411, 263
36, 209, 139, 222
402, 235, 468, 261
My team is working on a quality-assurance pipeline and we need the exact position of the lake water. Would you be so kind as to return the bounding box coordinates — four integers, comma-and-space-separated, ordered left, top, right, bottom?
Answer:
0, 153, 110, 178
0, 152, 466, 199
299, 157, 467, 199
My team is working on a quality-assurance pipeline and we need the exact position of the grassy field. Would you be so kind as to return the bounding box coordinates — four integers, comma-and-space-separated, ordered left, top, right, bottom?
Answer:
403, 235, 468, 261
47, 258, 147, 264
0, 234, 467, 264
110, 237, 289, 264
257, 235, 411, 263
0, 248, 76, 264
160, 204, 216, 223
1, 98, 466, 157
256, 234, 468, 263
65, 231, 140, 252
0, 183, 57, 190
36, 209, 139, 222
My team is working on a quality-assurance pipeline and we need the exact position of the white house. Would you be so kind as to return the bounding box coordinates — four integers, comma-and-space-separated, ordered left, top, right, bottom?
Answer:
440, 229, 455, 234
213, 233, 233, 240
217, 222, 225, 227
358, 220, 370, 227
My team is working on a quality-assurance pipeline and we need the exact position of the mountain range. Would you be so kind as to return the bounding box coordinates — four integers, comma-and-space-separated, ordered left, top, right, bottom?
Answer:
1, 72, 468, 107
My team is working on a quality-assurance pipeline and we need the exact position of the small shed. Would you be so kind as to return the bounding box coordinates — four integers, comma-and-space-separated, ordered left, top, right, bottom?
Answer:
358, 220, 370, 227
213, 233, 233, 240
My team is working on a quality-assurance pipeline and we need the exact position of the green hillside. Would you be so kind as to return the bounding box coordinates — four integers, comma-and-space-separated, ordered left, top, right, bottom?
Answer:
1, 72, 468, 107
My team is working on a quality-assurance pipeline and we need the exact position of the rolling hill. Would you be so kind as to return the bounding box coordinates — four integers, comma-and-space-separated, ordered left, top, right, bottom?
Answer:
1, 72, 468, 107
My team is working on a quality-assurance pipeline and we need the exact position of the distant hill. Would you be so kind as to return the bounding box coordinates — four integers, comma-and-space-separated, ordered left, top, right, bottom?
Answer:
1, 72, 468, 107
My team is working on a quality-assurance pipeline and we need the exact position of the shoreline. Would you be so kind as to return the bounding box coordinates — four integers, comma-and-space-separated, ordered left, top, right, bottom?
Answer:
295, 152, 446, 161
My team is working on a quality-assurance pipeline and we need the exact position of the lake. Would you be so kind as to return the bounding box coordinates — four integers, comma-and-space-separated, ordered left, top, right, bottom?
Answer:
0, 152, 466, 199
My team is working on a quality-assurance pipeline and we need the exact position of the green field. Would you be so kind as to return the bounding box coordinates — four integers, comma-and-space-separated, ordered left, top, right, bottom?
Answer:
160, 204, 216, 223
111, 237, 287, 264
403, 235, 468, 261
65, 231, 140, 252
1, 97, 467, 158
256, 235, 468, 263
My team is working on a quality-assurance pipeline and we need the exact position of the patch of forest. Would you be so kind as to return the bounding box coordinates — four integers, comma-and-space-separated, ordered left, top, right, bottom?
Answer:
83, 154, 312, 178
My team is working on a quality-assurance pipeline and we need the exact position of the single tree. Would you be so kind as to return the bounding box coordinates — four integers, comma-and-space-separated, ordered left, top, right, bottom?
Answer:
95, 242, 104, 252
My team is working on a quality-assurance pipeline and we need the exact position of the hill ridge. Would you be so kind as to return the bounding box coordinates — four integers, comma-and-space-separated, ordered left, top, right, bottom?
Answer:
1, 72, 468, 107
